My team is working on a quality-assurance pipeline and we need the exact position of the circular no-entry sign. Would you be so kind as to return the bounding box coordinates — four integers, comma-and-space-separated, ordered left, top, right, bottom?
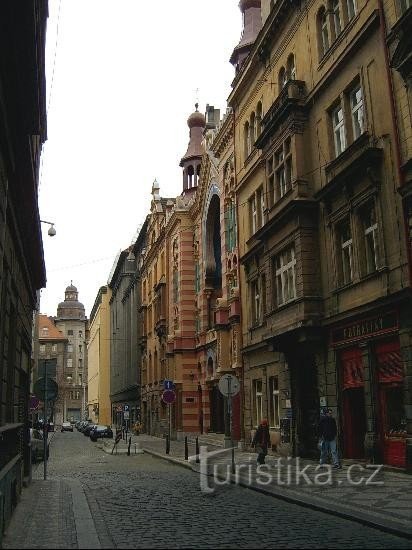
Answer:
162, 390, 176, 404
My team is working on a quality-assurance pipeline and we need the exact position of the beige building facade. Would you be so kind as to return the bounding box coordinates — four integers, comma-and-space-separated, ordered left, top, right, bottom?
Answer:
87, 286, 112, 425
229, 0, 412, 468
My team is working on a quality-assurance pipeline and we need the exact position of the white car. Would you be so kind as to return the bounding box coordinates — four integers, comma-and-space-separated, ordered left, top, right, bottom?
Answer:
61, 421, 73, 432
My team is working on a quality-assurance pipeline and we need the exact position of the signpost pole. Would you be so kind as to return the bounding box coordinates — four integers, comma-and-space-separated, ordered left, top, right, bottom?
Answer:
43, 363, 48, 481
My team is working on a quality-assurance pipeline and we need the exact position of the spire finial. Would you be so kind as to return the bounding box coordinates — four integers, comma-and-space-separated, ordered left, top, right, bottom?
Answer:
195, 102, 199, 112
71, 279, 72, 285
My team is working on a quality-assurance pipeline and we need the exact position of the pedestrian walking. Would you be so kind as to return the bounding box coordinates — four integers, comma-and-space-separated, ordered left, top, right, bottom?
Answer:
252, 418, 271, 465
318, 408, 341, 468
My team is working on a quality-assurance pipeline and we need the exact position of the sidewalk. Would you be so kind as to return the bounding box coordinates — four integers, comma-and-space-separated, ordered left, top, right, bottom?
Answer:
105, 433, 412, 540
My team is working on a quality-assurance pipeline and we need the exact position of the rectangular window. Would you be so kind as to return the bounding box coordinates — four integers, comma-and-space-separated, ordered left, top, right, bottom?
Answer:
68, 330, 73, 336
40, 344, 45, 354
67, 358, 73, 369
67, 344, 72, 353
332, 104, 346, 156
350, 85, 364, 140
251, 279, 261, 325
253, 379, 263, 426
52, 344, 57, 353
79, 330, 83, 338
270, 138, 292, 203
332, 0, 342, 37
338, 219, 353, 285
321, 11, 329, 54
250, 195, 258, 235
274, 245, 296, 306
347, 0, 357, 19
269, 376, 280, 428
362, 203, 379, 274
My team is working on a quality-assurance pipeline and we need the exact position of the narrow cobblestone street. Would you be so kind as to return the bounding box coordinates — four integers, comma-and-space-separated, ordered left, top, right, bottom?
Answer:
2, 431, 411, 549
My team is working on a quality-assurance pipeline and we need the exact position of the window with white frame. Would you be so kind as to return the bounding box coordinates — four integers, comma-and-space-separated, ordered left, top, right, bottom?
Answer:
399, 0, 411, 13
332, 104, 346, 156
268, 138, 292, 205
52, 344, 57, 353
249, 187, 264, 235
269, 376, 280, 428
287, 54, 296, 80
361, 202, 379, 274
67, 343, 73, 353
331, 0, 342, 38
347, 0, 357, 19
338, 218, 353, 285
253, 379, 263, 426
67, 358, 73, 369
40, 344, 45, 354
319, 7, 329, 56
251, 279, 261, 325
350, 84, 364, 140
274, 245, 297, 306
250, 195, 258, 235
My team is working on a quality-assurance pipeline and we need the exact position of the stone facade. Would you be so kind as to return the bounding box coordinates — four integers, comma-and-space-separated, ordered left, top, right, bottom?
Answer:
229, 0, 412, 467
54, 284, 89, 423
108, 221, 147, 428
0, 0, 48, 541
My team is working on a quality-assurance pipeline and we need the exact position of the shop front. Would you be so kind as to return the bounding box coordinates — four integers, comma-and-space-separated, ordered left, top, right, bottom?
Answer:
331, 310, 406, 468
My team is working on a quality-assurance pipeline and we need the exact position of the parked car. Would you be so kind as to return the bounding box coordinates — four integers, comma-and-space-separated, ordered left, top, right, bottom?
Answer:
78, 421, 90, 432
83, 423, 97, 436
61, 421, 73, 432
30, 428, 49, 463
90, 425, 113, 441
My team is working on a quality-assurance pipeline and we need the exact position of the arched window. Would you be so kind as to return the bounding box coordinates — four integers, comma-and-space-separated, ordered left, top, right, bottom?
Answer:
250, 112, 256, 147
244, 121, 250, 159
256, 102, 263, 136
318, 7, 329, 57
279, 67, 287, 90
187, 165, 194, 188
287, 54, 296, 80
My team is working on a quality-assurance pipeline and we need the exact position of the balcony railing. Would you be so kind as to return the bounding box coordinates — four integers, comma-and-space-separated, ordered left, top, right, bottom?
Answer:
255, 80, 307, 149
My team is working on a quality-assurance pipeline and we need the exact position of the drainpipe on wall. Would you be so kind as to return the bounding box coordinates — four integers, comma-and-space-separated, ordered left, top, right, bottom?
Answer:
377, 0, 411, 285
378, 0, 412, 472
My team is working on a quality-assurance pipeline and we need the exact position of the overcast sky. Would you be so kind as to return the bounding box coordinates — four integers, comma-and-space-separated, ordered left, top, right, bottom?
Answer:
39, 0, 242, 318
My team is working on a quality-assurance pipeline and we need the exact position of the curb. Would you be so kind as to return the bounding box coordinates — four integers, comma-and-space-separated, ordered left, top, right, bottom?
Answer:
141, 447, 412, 541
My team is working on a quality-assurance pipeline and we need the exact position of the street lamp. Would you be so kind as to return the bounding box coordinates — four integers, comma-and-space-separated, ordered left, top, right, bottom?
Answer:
40, 219, 56, 237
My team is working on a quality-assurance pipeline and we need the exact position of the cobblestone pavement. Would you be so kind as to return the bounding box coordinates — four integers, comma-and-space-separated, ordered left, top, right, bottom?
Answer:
2, 431, 411, 549
130, 434, 412, 537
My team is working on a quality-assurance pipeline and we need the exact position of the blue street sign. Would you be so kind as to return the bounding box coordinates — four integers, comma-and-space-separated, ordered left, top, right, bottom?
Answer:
164, 380, 174, 390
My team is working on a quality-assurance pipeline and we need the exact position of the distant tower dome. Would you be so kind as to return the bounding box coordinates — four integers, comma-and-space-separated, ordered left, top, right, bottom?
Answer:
230, 0, 262, 72
180, 104, 205, 195
57, 281, 85, 320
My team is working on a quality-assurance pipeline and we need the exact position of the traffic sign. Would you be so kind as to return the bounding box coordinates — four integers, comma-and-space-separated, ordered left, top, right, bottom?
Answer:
33, 377, 59, 402
124, 404, 129, 411
163, 379, 174, 390
29, 395, 40, 412
162, 389, 176, 404
218, 374, 240, 397
123, 411, 130, 419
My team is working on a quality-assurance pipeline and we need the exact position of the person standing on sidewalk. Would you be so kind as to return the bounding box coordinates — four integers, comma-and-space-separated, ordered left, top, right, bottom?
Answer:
318, 408, 341, 469
252, 419, 271, 465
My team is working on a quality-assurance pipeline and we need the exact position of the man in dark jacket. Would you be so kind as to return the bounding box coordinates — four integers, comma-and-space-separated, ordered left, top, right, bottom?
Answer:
252, 419, 271, 465
318, 408, 341, 468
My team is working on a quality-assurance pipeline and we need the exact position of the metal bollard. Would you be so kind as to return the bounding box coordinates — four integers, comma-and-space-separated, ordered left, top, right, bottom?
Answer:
195, 437, 200, 463
166, 435, 170, 455
184, 436, 188, 460
127, 437, 131, 456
